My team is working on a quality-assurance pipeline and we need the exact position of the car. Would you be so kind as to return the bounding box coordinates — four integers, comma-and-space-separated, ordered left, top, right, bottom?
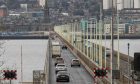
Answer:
55, 57, 64, 66
71, 59, 80, 67
56, 71, 70, 82
62, 45, 67, 49
55, 64, 67, 74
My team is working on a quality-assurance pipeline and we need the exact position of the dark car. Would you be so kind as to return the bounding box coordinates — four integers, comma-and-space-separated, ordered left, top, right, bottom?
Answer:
56, 71, 70, 82
62, 45, 67, 49
71, 59, 80, 67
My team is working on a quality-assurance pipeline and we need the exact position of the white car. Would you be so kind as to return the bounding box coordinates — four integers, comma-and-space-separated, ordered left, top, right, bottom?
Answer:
55, 64, 67, 74
71, 59, 80, 67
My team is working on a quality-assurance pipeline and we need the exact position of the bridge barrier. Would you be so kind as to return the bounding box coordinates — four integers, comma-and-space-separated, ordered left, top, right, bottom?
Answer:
44, 38, 50, 84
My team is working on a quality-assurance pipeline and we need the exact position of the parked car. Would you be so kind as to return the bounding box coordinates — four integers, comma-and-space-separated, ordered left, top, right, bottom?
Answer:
55, 64, 67, 74
56, 71, 70, 82
71, 59, 80, 67
55, 57, 64, 66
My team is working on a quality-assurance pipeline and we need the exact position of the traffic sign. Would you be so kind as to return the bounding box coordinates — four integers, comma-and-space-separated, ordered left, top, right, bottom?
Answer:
3, 70, 17, 80
0, 70, 17, 80
93, 68, 108, 78
80, 19, 88, 31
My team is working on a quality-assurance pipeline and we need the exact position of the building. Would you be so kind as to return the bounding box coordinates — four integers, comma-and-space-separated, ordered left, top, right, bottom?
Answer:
104, 24, 111, 34
103, 0, 123, 10
104, 23, 130, 34
20, 11, 44, 18
103, 0, 112, 9
103, 0, 140, 10
128, 25, 136, 34
20, 4, 28, 11
122, 0, 134, 9
134, 0, 140, 8
38, 0, 45, 7
19, 0, 39, 8
0, 5, 8, 17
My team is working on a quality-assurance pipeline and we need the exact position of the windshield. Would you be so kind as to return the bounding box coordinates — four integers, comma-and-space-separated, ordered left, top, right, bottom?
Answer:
57, 64, 65, 67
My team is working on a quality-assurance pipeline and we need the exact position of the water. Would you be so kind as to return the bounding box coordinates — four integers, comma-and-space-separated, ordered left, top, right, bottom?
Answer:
90, 39, 140, 57
0, 40, 48, 84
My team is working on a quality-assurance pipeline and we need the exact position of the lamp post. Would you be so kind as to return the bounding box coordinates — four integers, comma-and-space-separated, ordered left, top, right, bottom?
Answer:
116, 1, 120, 70
128, 43, 130, 84
111, 0, 115, 83
93, 19, 97, 62
21, 45, 23, 84
90, 18, 97, 61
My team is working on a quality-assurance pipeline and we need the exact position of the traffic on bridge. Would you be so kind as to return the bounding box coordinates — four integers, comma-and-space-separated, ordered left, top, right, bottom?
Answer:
0, 0, 140, 84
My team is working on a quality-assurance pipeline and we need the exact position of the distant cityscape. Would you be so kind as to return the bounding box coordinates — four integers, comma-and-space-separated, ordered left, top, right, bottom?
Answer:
0, 0, 139, 35
103, 0, 140, 10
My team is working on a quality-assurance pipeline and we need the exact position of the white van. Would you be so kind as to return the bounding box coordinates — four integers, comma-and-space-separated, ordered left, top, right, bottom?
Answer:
51, 41, 61, 58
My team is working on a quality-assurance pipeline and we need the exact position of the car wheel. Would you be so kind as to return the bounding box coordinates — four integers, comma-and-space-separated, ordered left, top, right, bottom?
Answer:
79, 65, 81, 67
71, 65, 73, 67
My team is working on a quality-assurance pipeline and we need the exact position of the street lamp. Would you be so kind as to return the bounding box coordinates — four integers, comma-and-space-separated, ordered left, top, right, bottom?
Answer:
128, 43, 130, 84
117, 1, 121, 71
89, 18, 97, 61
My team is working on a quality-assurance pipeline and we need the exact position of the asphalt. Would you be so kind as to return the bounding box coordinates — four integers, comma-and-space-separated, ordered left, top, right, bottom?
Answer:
49, 38, 94, 84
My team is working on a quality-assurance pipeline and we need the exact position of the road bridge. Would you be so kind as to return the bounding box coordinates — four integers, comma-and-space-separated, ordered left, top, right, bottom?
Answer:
53, 23, 136, 84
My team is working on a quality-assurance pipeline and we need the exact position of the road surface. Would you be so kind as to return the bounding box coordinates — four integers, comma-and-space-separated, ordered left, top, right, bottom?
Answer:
49, 39, 94, 84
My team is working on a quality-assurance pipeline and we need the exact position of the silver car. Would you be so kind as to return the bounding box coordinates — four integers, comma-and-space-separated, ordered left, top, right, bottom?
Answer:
55, 57, 64, 66
55, 64, 67, 74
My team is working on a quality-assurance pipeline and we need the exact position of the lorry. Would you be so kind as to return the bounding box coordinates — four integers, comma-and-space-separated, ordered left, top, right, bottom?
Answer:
51, 41, 61, 58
